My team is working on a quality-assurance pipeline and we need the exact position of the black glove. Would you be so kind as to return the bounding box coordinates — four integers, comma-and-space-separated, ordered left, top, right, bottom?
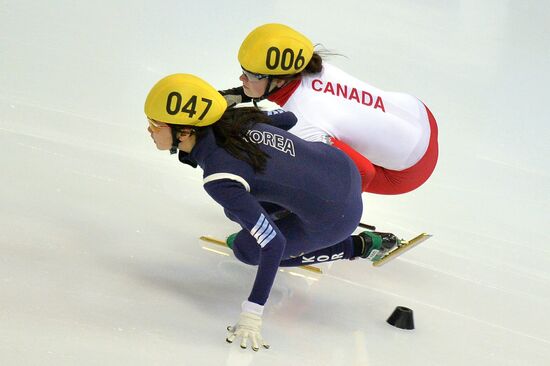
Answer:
219, 86, 252, 107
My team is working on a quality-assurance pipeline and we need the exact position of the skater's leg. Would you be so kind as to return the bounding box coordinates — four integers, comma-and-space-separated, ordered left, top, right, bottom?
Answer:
279, 230, 401, 266
230, 230, 261, 265
279, 237, 354, 267
231, 212, 355, 266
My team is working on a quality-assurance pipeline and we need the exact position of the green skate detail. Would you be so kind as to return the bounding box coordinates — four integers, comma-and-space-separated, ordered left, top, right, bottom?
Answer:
359, 231, 400, 262
226, 233, 238, 249
359, 231, 383, 261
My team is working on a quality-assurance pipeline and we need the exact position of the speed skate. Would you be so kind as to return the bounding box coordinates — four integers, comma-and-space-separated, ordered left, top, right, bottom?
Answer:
372, 232, 432, 267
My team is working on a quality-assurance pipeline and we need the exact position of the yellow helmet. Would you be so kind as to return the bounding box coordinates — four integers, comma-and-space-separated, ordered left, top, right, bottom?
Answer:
144, 74, 227, 127
238, 23, 314, 75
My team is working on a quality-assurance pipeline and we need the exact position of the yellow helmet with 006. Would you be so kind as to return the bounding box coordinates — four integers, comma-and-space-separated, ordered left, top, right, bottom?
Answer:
238, 23, 314, 76
144, 74, 227, 127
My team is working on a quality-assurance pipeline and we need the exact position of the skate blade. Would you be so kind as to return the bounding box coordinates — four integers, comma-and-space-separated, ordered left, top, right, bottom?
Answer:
199, 236, 323, 274
372, 233, 432, 267
200, 235, 226, 246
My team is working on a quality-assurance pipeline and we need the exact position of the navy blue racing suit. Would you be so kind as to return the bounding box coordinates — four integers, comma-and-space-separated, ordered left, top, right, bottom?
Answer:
179, 110, 362, 306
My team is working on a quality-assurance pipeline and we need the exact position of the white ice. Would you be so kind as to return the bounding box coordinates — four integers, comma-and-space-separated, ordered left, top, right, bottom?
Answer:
1, 1, 549, 365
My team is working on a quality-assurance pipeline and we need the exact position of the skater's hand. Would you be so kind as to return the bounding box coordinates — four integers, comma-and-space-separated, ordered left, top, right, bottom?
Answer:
218, 86, 250, 108
222, 94, 243, 109
226, 311, 270, 351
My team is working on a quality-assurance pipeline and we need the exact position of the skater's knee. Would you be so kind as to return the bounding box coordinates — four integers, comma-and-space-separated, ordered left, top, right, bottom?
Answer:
232, 240, 260, 265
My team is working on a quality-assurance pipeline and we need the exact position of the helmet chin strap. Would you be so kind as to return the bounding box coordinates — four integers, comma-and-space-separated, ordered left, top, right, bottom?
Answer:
169, 126, 180, 155
252, 77, 283, 106
168, 125, 196, 154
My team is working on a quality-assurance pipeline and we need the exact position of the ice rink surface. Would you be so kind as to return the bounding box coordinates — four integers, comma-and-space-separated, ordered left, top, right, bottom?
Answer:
1, 1, 549, 365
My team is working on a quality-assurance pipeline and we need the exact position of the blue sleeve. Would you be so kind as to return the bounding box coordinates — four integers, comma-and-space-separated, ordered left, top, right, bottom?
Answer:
265, 109, 297, 131
203, 179, 286, 305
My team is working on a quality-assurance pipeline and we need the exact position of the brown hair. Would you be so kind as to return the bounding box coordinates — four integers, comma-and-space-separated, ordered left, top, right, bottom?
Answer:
194, 107, 272, 172
272, 48, 342, 81
303, 52, 324, 74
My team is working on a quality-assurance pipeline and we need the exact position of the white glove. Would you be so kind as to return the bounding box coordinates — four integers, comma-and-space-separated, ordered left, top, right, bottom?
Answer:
218, 87, 250, 108
226, 302, 270, 351
222, 94, 243, 108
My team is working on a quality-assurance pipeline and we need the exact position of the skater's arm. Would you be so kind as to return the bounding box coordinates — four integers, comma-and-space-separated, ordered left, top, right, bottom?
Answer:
204, 178, 286, 306
218, 86, 252, 107
265, 110, 297, 131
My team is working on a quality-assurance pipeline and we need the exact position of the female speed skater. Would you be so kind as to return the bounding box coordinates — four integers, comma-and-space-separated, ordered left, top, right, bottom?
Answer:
144, 73, 400, 351
221, 23, 439, 195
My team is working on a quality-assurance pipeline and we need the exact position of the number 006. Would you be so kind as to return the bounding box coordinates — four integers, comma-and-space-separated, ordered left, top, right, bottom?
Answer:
265, 47, 305, 71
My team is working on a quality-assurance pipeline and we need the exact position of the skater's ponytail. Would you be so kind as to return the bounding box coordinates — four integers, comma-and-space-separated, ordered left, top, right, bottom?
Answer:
195, 107, 272, 173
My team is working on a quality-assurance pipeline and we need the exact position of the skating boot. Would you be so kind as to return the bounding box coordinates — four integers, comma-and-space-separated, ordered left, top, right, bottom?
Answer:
357, 231, 400, 262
